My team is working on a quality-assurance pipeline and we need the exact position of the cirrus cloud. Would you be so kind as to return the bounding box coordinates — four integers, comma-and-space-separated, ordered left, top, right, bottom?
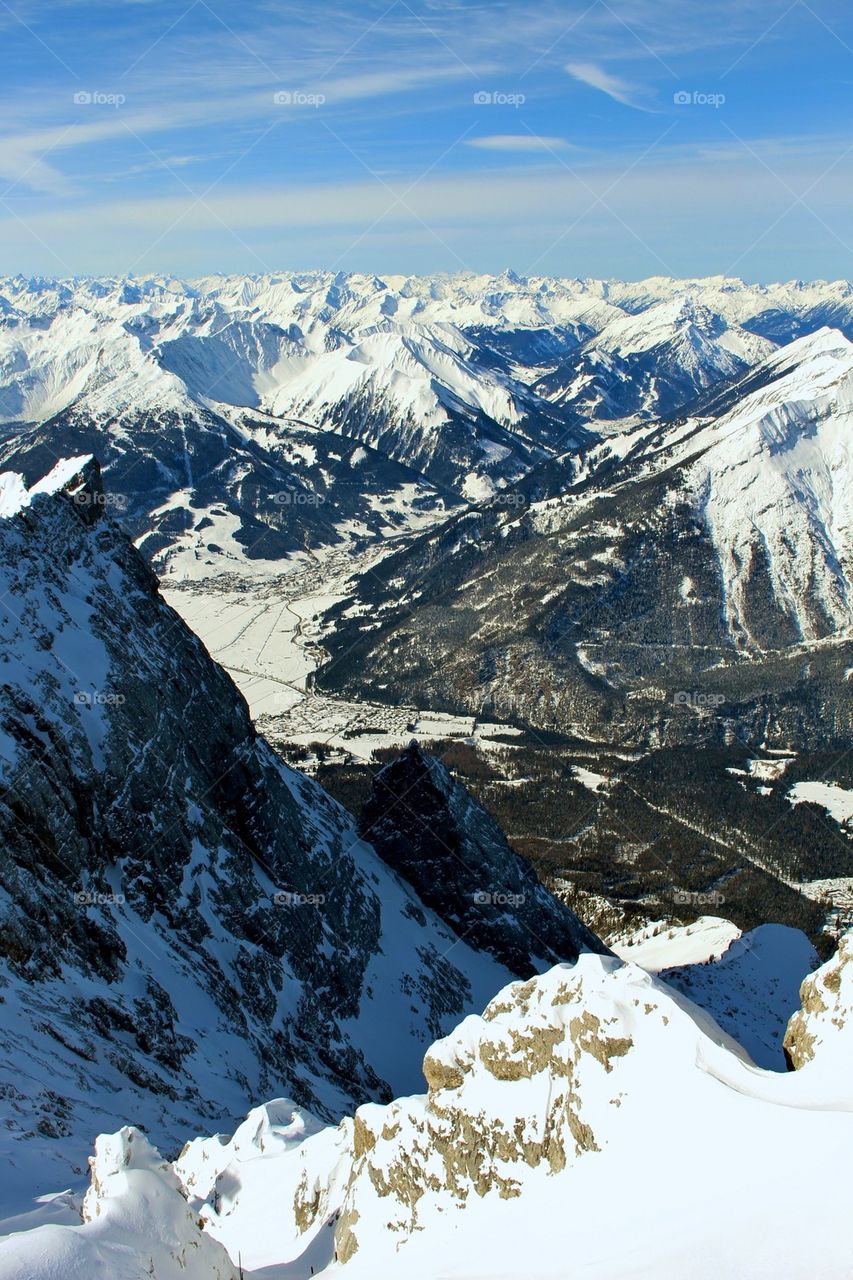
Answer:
565, 61, 652, 111
466, 135, 572, 152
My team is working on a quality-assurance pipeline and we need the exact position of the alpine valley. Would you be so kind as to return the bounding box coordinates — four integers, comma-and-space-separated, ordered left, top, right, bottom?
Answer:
1, 272, 852, 1279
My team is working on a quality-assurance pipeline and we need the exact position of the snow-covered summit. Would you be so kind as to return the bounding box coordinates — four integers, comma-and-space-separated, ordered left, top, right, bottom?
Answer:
534, 291, 777, 420
2, 271, 850, 439
671, 327, 853, 643
0, 1127, 238, 1280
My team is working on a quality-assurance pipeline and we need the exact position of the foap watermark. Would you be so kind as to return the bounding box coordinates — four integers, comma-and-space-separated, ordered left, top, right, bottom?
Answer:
273, 890, 326, 907
273, 90, 325, 107
73, 490, 128, 512
492, 492, 527, 508
673, 90, 725, 108
673, 690, 726, 709
74, 890, 125, 907
473, 90, 526, 108
673, 889, 726, 907
473, 890, 526, 907
74, 90, 126, 108
272, 491, 326, 506
74, 690, 126, 708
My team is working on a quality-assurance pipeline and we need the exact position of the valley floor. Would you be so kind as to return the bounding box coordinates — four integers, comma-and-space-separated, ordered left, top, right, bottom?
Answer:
162, 538, 520, 763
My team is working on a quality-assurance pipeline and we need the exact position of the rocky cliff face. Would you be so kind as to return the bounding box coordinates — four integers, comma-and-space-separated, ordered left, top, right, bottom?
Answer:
0, 457, 522, 1198
784, 931, 853, 1073
327, 958, 672, 1267
359, 742, 608, 974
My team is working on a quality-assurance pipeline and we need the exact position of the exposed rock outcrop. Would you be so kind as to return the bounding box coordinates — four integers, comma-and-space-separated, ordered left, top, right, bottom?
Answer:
359, 741, 607, 974
784, 930, 853, 1072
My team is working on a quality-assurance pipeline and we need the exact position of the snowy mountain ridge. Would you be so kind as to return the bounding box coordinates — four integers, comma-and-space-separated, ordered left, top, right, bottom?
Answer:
5, 269, 853, 335
3, 930, 850, 1278
0, 268, 841, 432
604, 325, 853, 644
320, 326, 853, 755
1, 274, 853, 1279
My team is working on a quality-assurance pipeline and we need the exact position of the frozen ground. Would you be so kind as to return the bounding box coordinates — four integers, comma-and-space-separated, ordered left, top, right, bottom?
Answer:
787, 780, 853, 827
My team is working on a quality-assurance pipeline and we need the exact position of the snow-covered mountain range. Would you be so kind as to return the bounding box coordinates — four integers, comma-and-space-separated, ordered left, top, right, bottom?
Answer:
534, 294, 775, 422
309, 304, 853, 942
3, 270, 853, 580
3, 273, 851, 964
321, 323, 853, 738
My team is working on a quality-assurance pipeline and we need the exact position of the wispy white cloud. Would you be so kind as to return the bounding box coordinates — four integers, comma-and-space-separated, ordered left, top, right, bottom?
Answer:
0, 108, 237, 194
0, 0, 845, 278
318, 63, 480, 102
466, 135, 572, 152
565, 61, 652, 111
4, 137, 849, 233
0, 58, 482, 196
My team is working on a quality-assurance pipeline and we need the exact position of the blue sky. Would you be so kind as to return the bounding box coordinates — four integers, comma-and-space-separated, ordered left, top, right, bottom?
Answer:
0, 0, 852, 280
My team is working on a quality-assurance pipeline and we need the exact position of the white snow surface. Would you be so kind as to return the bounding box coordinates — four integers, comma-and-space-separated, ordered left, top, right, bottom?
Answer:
266, 324, 524, 432
614, 920, 819, 1068
788, 779, 853, 826
0, 1128, 237, 1280
0, 454, 94, 517
322, 949, 853, 1279
657, 923, 819, 1069
585, 293, 774, 366
176, 1100, 350, 1275
634, 327, 853, 643
0, 270, 848, 443
611, 914, 742, 970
